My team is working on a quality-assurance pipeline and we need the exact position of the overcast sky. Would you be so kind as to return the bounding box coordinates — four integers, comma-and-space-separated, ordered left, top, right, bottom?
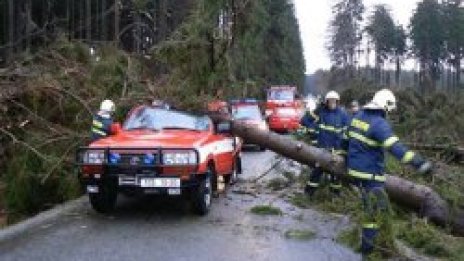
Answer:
294, 0, 421, 74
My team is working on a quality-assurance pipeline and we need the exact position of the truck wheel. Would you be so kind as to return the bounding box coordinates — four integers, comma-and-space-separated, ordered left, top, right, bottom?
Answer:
258, 146, 266, 152
192, 171, 213, 215
89, 179, 117, 214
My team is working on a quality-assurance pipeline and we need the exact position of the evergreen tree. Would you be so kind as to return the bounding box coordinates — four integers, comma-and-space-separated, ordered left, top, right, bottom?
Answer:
366, 5, 396, 85
410, 0, 446, 91
327, 0, 365, 72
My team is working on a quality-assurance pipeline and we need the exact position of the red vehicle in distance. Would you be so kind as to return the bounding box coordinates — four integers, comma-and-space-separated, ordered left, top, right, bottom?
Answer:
265, 86, 303, 132
230, 99, 268, 151
267, 107, 301, 133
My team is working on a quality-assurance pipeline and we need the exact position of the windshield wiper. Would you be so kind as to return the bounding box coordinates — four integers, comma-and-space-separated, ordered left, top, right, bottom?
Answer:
126, 127, 158, 132
162, 126, 200, 132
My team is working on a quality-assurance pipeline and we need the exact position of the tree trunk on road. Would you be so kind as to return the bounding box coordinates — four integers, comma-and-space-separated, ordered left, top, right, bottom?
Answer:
211, 115, 464, 236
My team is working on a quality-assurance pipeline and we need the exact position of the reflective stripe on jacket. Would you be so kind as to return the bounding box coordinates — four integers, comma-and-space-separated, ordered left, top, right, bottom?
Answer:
302, 106, 350, 150
91, 113, 113, 141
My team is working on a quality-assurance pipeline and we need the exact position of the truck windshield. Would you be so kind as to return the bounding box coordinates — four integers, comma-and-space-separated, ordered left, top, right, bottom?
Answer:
268, 90, 294, 101
232, 105, 262, 121
123, 107, 211, 131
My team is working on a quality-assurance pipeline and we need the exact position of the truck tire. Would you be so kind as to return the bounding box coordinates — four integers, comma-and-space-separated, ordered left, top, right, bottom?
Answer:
192, 169, 213, 215
89, 179, 117, 214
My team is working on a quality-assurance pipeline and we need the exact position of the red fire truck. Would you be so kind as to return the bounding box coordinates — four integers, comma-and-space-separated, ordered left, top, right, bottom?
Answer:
265, 86, 303, 132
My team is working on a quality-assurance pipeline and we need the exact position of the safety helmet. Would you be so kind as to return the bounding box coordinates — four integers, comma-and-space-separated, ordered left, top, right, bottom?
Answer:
152, 99, 164, 107
325, 91, 340, 101
363, 89, 397, 112
100, 99, 115, 113
305, 97, 317, 112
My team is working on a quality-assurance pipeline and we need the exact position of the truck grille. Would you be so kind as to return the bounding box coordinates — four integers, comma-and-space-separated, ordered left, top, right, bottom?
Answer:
118, 154, 158, 166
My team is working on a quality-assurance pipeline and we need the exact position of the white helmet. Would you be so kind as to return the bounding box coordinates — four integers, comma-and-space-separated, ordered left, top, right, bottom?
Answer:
325, 91, 340, 101
364, 89, 397, 112
305, 97, 317, 112
100, 99, 115, 113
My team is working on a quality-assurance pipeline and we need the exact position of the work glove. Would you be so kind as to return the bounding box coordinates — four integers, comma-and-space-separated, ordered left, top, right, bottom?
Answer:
417, 161, 433, 176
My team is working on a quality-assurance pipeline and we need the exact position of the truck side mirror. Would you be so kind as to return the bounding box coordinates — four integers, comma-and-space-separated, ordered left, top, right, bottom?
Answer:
217, 122, 232, 135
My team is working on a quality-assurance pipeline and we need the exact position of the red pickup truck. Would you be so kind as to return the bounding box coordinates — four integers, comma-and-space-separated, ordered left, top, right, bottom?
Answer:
77, 105, 242, 215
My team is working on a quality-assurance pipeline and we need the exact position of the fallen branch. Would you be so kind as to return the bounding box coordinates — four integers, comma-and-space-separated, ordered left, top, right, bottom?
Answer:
0, 128, 51, 162
251, 156, 285, 183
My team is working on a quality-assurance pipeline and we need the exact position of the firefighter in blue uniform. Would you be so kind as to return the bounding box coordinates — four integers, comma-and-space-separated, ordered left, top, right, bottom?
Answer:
298, 97, 319, 146
349, 100, 360, 116
91, 99, 116, 141
302, 91, 351, 196
346, 89, 432, 256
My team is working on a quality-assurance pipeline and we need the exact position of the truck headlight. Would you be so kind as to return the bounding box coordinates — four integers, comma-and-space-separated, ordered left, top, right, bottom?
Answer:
83, 151, 105, 164
163, 150, 197, 165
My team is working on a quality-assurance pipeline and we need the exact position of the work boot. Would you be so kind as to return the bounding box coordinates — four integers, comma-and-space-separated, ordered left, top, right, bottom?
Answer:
330, 188, 341, 197
304, 185, 315, 197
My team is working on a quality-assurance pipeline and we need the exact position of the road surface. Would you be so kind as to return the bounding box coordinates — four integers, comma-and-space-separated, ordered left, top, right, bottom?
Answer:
0, 150, 360, 261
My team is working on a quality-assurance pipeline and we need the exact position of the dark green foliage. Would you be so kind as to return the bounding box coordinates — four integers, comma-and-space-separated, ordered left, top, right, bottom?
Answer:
397, 218, 452, 258
4, 146, 81, 222
156, 0, 305, 100
0, 40, 145, 222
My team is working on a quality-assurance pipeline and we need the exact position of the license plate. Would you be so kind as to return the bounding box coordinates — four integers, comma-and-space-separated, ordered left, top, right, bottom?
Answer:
139, 178, 180, 188
168, 188, 181, 195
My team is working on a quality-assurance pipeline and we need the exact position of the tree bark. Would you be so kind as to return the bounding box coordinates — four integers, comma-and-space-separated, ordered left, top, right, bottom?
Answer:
456, 58, 461, 90
8, 0, 14, 56
212, 116, 464, 236
86, 0, 91, 42
114, 0, 120, 45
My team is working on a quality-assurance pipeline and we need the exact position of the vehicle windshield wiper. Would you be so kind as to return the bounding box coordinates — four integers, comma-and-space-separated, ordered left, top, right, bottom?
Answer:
162, 126, 200, 132
126, 127, 158, 132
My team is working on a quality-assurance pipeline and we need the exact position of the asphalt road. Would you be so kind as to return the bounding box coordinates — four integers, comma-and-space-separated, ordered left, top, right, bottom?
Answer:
0, 150, 360, 261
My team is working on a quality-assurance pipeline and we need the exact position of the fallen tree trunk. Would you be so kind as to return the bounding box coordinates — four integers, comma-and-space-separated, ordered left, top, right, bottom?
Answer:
213, 115, 464, 236
405, 143, 464, 163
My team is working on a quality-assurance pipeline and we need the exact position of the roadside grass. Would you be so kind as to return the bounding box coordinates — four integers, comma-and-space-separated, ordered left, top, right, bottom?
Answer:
250, 205, 283, 216
294, 179, 464, 259
336, 226, 359, 251
288, 193, 312, 209
284, 229, 316, 240
266, 178, 289, 191
286, 164, 464, 260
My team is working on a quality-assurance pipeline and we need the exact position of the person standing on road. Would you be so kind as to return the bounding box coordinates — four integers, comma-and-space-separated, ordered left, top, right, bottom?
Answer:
349, 100, 360, 116
302, 91, 350, 196
298, 97, 319, 145
91, 99, 116, 141
345, 89, 432, 257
